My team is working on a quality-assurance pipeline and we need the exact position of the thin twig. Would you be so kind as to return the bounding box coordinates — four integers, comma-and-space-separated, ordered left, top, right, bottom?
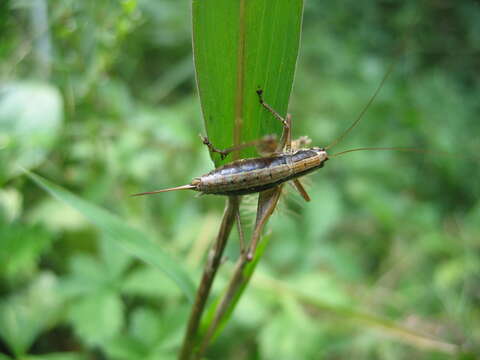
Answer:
178, 196, 240, 360
195, 186, 283, 358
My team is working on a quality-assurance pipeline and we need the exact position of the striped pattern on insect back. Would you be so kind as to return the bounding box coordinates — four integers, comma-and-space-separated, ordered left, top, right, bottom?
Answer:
197, 148, 328, 195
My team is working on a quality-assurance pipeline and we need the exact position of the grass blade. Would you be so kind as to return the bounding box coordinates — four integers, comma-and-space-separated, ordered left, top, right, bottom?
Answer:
26, 171, 195, 302
192, 0, 304, 165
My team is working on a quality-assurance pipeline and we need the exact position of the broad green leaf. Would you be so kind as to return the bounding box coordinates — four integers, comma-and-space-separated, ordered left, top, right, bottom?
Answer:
0, 188, 22, 222
61, 254, 109, 297
104, 335, 146, 360
105, 306, 186, 360
259, 299, 320, 360
0, 273, 61, 356
26, 353, 87, 360
26, 172, 195, 302
122, 266, 182, 299
0, 222, 52, 280
0, 82, 63, 181
192, 0, 304, 165
68, 291, 123, 345
100, 236, 133, 280
252, 274, 460, 356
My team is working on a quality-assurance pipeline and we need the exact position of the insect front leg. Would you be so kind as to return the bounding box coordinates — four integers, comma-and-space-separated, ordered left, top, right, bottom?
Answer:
199, 134, 230, 159
256, 89, 292, 152
199, 134, 278, 159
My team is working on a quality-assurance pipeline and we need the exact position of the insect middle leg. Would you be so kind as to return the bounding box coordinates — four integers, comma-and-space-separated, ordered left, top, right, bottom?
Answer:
256, 89, 292, 152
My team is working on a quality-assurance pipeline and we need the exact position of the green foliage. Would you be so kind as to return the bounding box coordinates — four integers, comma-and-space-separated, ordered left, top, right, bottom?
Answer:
0, 82, 63, 182
0, 273, 61, 356
1, 0, 480, 359
0, 223, 52, 280
27, 172, 195, 302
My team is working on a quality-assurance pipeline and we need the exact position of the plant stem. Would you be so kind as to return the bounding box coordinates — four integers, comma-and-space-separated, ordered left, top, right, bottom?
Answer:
195, 186, 282, 358
178, 196, 240, 360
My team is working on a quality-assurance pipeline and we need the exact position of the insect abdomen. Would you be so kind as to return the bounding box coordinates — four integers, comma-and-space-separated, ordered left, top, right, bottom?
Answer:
196, 148, 328, 196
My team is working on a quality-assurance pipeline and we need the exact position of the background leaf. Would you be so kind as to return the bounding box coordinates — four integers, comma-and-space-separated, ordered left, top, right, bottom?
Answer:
26, 171, 195, 302
26, 354, 87, 360
0, 82, 63, 181
2, 1, 479, 358
0, 273, 61, 356
68, 291, 123, 345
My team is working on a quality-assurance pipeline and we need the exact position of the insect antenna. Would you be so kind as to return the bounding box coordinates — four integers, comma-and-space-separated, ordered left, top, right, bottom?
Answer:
331, 147, 432, 158
131, 184, 196, 196
325, 61, 396, 150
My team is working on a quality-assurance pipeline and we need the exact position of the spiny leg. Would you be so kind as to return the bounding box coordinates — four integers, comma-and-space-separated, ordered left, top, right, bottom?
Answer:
199, 134, 278, 159
256, 89, 292, 152
235, 208, 245, 253
292, 179, 311, 202
256, 89, 287, 125
247, 185, 283, 260
199, 134, 230, 159
282, 113, 292, 152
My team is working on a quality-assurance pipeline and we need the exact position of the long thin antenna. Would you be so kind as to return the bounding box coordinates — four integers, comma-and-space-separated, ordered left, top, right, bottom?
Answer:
131, 184, 196, 197
325, 61, 396, 150
331, 147, 430, 158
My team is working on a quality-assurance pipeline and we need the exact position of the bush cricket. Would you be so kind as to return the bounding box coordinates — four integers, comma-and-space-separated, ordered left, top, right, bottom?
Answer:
132, 65, 426, 258
138, 65, 433, 359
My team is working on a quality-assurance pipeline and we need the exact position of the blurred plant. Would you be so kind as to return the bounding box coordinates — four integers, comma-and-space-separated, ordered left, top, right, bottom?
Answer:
0, 0, 479, 359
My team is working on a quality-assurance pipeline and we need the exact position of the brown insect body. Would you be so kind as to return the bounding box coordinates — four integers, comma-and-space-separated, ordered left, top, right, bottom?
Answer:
195, 147, 328, 196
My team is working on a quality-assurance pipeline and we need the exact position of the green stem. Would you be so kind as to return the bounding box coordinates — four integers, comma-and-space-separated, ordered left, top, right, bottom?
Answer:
178, 196, 240, 360
195, 186, 283, 358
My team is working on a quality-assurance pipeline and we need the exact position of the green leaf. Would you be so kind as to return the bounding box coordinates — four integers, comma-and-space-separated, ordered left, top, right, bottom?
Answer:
104, 335, 146, 360
0, 222, 52, 280
61, 254, 110, 298
105, 306, 186, 360
122, 266, 182, 299
26, 353, 87, 360
259, 299, 319, 360
0, 82, 63, 181
99, 235, 133, 280
26, 171, 195, 302
0, 273, 61, 356
192, 0, 304, 165
68, 291, 123, 345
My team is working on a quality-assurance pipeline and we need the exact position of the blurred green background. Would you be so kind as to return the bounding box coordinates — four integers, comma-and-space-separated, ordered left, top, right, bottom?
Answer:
1, 0, 479, 359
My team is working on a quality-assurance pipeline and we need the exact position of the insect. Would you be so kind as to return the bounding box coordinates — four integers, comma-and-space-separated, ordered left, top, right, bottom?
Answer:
156, 66, 433, 359
132, 66, 426, 260
133, 69, 418, 201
